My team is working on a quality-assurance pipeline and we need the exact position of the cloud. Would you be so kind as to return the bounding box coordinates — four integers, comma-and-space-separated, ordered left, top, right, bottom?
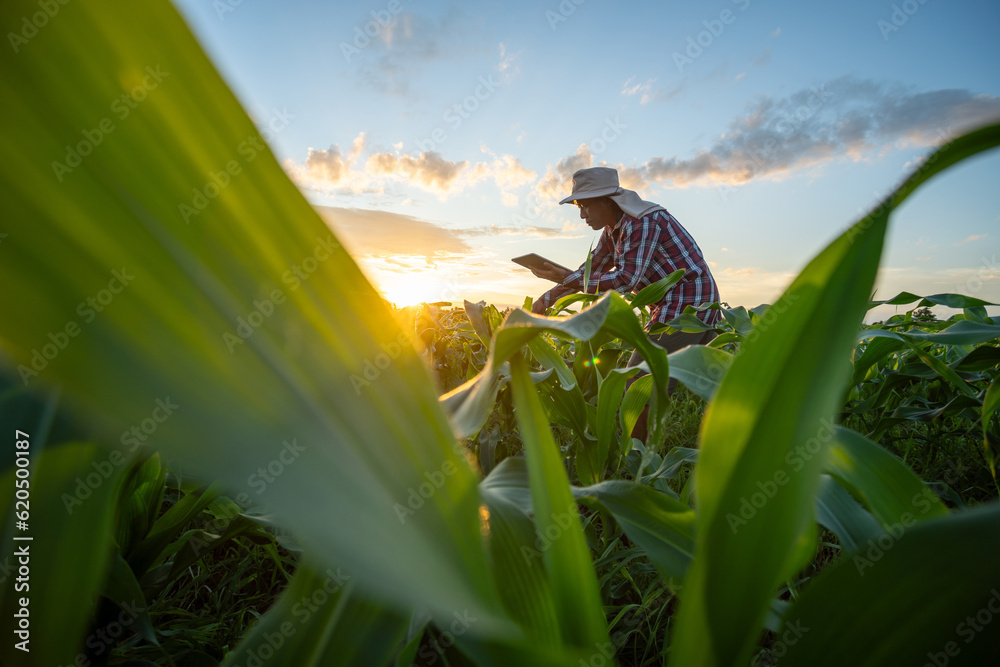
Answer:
345, 9, 485, 96
621, 76, 647, 97
533, 144, 650, 202
955, 233, 988, 246
476, 150, 536, 205
621, 77, 668, 105
620, 76, 684, 105
315, 205, 582, 267
942, 266, 1000, 282
462, 220, 585, 240
631, 77, 1000, 187
498, 41, 521, 83
288, 132, 373, 192
722, 266, 762, 280
316, 206, 474, 261
290, 135, 535, 199
311, 206, 595, 306
303, 145, 348, 183
348, 132, 366, 161
617, 166, 649, 191
366, 150, 470, 191
536, 144, 593, 200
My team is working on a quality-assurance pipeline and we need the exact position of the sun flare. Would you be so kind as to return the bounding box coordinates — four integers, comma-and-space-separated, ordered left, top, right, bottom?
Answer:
377, 275, 446, 308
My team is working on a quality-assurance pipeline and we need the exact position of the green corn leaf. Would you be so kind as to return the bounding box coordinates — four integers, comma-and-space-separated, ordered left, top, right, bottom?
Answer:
0, 0, 517, 640
983, 377, 1000, 430
618, 376, 653, 452
572, 338, 602, 398
627, 348, 735, 408
115, 453, 166, 557
440, 366, 512, 439
813, 475, 883, 555
0, 443, 124, 666
464, 300, 494, 347
901, 339, 979, 398
477, 471, 561, 644
482, 458, 696, 590
981, 378, 1000, 484
847, 331, 998, 402
662, 312, 717, 333
535, 371, 589, 434
394, 616, 429, 667
824, 427, 949, 528
551, 292, 601, 315
219, 564, 408, 667
720, 306, 755, 336
780, 503, 1000, 667
629, 270, 686, 309
667, 344, 734, 401
850, 336, 906, 386
507, 354, 610, 650
669, 122, 1000, 667
672, 214, 889, 666
889, 395, 982, 423
953, 345, 1000, 373
478, 457, 535, 516
595, 367, 642, 480
708, 331, 744, 348
640, 447, 699, 485
575, 481, 696, 585
859, 320, 1000, 349
527, 338, 577, 390
869, 292, 998, 309
442, 293, 672, 448
103, 553, 159, 645
129, 480, 223, 579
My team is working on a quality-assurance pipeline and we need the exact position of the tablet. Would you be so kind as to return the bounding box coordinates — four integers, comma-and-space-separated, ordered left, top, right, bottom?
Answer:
511, 254, 571, 273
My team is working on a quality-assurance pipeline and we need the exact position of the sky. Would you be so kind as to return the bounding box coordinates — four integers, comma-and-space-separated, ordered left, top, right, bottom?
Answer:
172, 0, 1000, 321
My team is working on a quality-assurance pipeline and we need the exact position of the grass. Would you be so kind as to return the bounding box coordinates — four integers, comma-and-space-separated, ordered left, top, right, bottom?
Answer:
108, 487, 298, 666
847, 415, 995, 505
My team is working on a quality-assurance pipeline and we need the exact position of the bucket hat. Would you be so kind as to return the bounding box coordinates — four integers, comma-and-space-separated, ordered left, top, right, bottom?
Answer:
558, 166, 622, 204
558, 167, 664, 219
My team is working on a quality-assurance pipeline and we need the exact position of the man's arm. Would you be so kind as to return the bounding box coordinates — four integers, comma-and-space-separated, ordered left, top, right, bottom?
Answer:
530, 229, 614, 313
532, 282, 575, 314
554, 231, 614, 295
563, 216, 661, 294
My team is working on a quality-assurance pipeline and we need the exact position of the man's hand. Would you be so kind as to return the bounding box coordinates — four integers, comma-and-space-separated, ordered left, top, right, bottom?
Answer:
529, 262, 570, 284
531, 299, 547, 315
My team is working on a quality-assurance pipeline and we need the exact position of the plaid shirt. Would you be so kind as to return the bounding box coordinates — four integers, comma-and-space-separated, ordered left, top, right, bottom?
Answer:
539, 209, 721, 328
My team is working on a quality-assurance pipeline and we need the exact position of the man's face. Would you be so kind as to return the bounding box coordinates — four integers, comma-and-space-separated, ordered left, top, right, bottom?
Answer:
576, 197, 618, 230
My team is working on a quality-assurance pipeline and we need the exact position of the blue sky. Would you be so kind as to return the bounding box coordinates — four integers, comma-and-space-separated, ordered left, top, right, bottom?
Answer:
173, 0, 1000, 319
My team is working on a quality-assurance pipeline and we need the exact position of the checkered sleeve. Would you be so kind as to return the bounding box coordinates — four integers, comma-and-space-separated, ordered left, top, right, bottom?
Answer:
536, 283, 574, 309
540, 229, 614, 307
563, 217, 658, 294
561, 229, 613, 292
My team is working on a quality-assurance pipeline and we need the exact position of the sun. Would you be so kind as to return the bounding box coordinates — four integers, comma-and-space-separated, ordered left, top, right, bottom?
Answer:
378, 276, 442, 308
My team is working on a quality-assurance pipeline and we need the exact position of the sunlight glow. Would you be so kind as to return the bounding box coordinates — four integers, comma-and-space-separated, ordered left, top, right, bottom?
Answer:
377, 274, 448, 308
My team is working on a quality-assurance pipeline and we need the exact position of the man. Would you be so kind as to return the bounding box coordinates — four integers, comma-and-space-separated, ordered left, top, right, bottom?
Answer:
529, 166, 721, 389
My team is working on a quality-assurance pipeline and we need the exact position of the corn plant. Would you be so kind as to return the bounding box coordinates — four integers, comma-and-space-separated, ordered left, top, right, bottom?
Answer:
1, 1, 999, 666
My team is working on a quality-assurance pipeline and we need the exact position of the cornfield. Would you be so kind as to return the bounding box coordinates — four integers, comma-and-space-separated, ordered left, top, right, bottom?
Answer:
1, 1, 998, 666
